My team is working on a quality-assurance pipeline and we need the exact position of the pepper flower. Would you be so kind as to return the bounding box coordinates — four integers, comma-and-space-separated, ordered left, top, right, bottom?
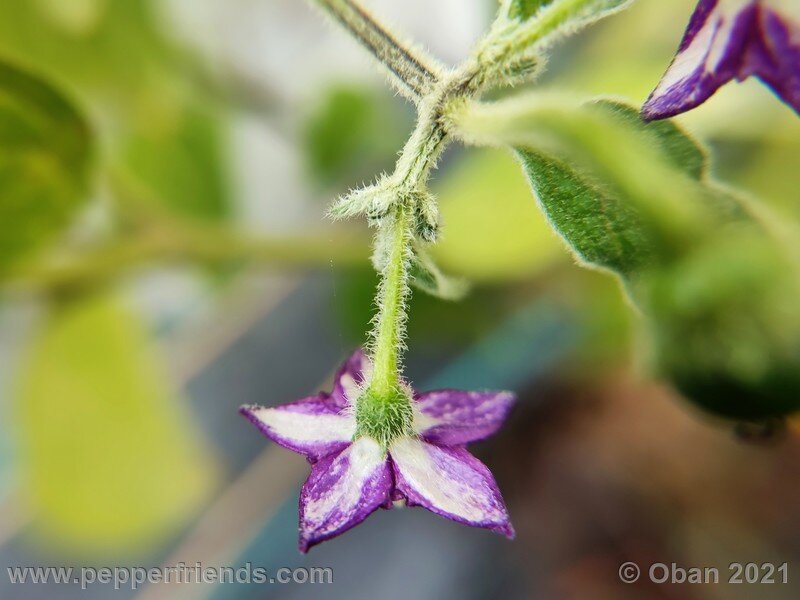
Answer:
240, 349, 515, 552
642, 0, 800, 120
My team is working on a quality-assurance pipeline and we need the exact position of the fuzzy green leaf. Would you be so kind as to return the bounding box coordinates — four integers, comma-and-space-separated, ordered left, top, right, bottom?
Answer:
517, 148, 654, 277
491, 0, 632, 55
0, 59, 91, 274
508, 99, 800, 420
452, 96, 727, 260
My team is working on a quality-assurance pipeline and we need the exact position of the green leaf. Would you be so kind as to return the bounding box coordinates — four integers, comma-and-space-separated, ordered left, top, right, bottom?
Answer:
0, 59, 92, 274
0, 0, 171, 103
517, 147, 655, 277
409, 244, 468, 301
34, 0, 107, 35
122, 105, 231, 222
499, 0, 632, 51
303, 85, 411, 192
588, 103, 745, 220
586, 99, 708, 181
17, 293, 217, 555
505, 0, 556, 21
481, 1, 633, 88
639, 227, 800, 420
508, 99, 800, 420
452, 96, 725, 258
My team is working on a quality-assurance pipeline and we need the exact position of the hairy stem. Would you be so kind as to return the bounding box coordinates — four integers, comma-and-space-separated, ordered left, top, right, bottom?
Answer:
310, 0, 443, 102
369, 205, 412, 396
391, 64, 483, 189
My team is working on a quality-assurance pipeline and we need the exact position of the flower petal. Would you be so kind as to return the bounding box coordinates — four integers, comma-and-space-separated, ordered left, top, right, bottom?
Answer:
749, 4, 800, 114
642, 0, 758, 120
299, 437, 392, 552
390, 437, 514, 538
414, 390, 515, 445
331, 348, 371, 408
240, 396, 355, 462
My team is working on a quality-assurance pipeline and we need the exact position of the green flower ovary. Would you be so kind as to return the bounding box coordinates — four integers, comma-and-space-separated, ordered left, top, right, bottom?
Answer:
354, 386, 414, 448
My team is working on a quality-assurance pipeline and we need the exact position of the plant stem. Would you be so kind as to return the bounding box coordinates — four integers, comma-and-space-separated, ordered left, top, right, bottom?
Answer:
3, 227, 367, 295
369, 205, 412, 396
310, 0, 443, 102
364, 67, 483, 394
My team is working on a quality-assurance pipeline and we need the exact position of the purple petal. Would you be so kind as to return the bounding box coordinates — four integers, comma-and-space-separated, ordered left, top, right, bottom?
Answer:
330, 348, 371, 408
643, 0, 800, 120
643, 0, 758, 120
414, 390, 515, 445
746, 5, 800, 114
390, 437, 514, 538
299, 438, 392, 552
240, 397, 355, 462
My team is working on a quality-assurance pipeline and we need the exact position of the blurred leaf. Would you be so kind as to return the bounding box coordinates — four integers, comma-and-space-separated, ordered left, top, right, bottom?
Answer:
517, 148, 655, 277
17, 293, 217, 555
0, 1, 238, 224
639, 227, 800, 420
34, 0, 107, 35
497, 97, 800, 419
0, 59, 92, 274
588, 100, 708, 180
457, 97, 742, 279
303, 85, 411, 192
433, 149, 563, 282
453, 95, 724, 254
504, 0, 556, 21
409, 244, 468, 301
0, 0, 170, 105
493, 0, 632, 55
560, 268, 633, 374
122, 105, 232, 222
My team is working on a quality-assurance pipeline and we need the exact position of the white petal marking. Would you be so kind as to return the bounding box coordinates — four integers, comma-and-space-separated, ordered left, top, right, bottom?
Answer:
303, 438, 386, 535
252, 407, 355, 444
390, 437, 500, 523
654, 0, 750, 96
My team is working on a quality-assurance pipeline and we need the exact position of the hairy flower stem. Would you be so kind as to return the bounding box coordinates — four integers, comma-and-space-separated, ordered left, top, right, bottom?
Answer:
369, 205, 412, 397
365, 66, 483, 402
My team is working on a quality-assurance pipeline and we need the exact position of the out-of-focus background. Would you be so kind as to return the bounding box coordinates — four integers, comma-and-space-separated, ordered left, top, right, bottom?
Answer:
1, 0, 800, 598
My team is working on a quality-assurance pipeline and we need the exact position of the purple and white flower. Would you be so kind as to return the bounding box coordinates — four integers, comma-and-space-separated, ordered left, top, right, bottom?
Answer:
642, 0, 800, 120
240, 349, 515, 552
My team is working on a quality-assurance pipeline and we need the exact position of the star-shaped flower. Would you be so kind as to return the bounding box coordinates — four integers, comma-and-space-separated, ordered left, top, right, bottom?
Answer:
642, 0, 800, 120
240, 349, 515, 552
